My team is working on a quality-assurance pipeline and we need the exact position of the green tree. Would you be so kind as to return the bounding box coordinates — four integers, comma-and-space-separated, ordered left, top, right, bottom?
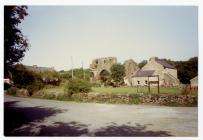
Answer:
12, 64, 44, 95
175, 57, 198, 84
4, 6, 29, 77
159, 57, 198, 84
138, 60, 147, 68
110, 63, 125, 86
12, 64, 34, 87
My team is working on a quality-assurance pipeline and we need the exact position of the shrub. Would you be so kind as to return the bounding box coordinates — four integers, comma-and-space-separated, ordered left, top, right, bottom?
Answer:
65, 79, 92, 95
11, 64, 45, 96
26, 81, 45, 96
6, 87, 18, 96
12, 64, 35, 88
181, 85, 191, 95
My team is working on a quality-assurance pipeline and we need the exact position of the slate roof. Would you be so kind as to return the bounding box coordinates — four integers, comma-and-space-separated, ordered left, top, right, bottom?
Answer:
133, 70, 155, 77
155, 59, 175, 69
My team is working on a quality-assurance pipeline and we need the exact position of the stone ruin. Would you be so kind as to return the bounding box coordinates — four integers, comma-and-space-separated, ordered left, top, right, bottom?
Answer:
90, 57, 117, 80
123, 59, 139, 85
89, 57, 138, 83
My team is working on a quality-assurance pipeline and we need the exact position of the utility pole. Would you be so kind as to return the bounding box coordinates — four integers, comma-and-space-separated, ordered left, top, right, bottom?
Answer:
82, 61, 85, 80
71, 56, 74, 80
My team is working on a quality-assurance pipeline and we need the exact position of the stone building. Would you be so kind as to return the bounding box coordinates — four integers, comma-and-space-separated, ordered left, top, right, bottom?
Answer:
89, 57, 117, 80
129, 57, 180, 86
190, 76, 198, 88
123, 59, 139, 86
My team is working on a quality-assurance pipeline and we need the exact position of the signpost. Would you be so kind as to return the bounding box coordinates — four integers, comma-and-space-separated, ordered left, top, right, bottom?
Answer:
148, 75, 159, 94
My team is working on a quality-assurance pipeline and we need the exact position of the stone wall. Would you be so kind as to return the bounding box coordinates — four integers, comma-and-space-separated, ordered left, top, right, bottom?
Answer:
90, 57, 117, 80
141, 57, 179, 86
71, 93, 197, 106
124, 59, 139, 86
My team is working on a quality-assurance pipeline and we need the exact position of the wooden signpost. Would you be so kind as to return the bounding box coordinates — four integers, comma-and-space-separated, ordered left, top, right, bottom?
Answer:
148, 75, 159, 94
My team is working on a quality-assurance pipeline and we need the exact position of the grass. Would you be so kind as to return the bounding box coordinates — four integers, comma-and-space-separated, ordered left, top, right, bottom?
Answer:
38, 86, 182, 95
92, 86, 182, 95
39, 86, 65, 95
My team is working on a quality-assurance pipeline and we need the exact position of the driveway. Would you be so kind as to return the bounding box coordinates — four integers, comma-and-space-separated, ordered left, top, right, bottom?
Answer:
4, 95, 198, 136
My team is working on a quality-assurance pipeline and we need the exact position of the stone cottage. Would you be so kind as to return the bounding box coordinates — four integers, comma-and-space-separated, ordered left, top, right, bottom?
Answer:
190, 76, 198, 88
128, 57, 180, 86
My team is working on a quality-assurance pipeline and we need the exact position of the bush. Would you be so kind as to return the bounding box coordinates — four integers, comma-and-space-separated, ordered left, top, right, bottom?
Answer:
6, 87, 18, 95
181, 85, 191, 95
26, 81, 45, 96
65, 79, 92, 95
12, 64, 35, 88
11, 64, 45, 96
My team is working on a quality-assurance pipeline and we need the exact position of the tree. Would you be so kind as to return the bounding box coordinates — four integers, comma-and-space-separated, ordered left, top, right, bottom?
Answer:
12, 64, 34, 87
4, 6, 29, 77
138, 60, 147, 68
12, 64, 44, 95
159, 57, 198, 84
110, 63, 125, 86
175, 57, 198, 84
100, 70, 110, 84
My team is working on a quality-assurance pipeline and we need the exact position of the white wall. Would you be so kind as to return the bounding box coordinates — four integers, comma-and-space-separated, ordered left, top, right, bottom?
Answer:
190, 77, 198, 87
142, 58, 164, 79
132, 77, 148, 86
124, 77, 131, 86
132, 76, 162, 86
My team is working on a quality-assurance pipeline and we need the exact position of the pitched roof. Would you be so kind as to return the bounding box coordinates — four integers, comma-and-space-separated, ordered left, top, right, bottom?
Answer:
155, 59, 175, 69
133, 70, 155, 77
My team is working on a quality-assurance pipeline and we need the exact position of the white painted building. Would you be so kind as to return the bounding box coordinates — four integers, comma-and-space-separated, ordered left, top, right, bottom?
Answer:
190, 76, 198, 88
125, 57, 180, 86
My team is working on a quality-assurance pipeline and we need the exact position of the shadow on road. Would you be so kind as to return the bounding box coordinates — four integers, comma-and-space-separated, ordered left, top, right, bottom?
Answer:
4, 101, 173, 137
94, 122, 172, 136
38, 122, 89, 136
4, 101, 66, 136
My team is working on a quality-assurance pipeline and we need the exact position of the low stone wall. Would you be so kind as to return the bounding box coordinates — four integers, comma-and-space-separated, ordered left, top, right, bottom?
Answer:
71, 93, 197, 106
11, 88, 197, 106
140, 94, 197, 106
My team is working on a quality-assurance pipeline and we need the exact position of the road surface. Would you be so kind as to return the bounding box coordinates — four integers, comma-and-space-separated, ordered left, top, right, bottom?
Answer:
4, 95, 198, 136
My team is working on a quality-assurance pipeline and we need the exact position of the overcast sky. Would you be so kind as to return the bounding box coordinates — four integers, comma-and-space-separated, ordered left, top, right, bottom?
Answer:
20, 6, 198, 71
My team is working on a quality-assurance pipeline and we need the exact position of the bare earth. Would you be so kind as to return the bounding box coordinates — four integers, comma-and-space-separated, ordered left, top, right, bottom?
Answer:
4, 95, 198, 137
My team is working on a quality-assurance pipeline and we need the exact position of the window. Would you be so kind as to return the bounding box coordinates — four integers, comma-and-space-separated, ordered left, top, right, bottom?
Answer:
137, 81, 140, 84
145, 80, 148, 84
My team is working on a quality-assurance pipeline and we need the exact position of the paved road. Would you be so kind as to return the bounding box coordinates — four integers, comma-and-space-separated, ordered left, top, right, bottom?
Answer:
4, 95, 198, 136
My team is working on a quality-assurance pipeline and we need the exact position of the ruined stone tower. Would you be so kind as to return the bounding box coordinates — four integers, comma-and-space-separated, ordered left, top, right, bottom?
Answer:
123, 59, 139, 86
90, 57, 117, 80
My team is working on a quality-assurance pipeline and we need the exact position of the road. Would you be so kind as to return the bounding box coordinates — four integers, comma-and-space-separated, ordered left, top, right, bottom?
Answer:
4, 95, 198, 136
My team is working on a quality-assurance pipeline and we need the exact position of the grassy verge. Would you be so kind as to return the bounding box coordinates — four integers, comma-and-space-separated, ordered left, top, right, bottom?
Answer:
92, 86, 182, 95
8, 85, 196, 107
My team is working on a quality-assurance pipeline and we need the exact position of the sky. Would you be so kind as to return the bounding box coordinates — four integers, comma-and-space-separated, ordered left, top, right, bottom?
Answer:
20, 6, 198, 71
